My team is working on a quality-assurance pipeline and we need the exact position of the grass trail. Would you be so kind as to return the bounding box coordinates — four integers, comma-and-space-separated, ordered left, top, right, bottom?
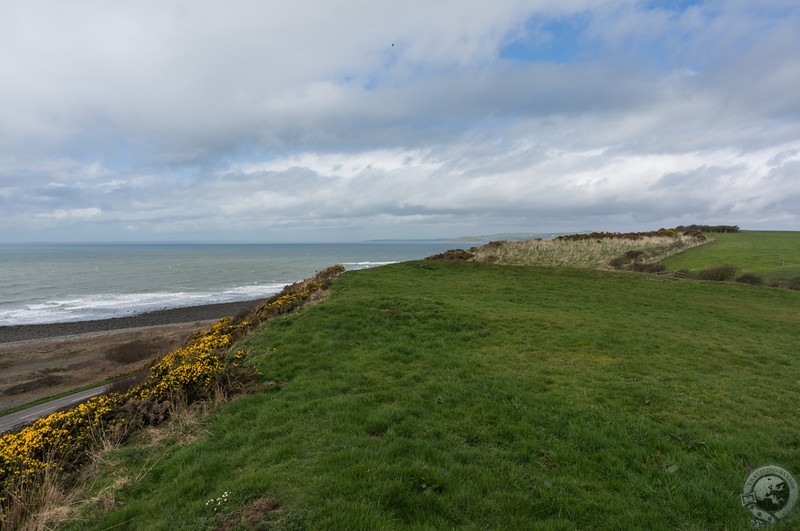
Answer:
71, 261, 800, 530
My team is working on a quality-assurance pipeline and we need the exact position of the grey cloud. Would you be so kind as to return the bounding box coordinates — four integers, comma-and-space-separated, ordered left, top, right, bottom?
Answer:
1, 1, 799, 241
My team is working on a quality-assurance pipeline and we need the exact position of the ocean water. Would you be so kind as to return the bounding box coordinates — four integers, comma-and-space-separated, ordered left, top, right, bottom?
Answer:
0, 242, 458, 326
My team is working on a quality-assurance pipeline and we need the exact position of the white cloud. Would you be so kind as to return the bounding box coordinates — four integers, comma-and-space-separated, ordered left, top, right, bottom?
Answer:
0, 0, 799, 241
36, 207, 102, 222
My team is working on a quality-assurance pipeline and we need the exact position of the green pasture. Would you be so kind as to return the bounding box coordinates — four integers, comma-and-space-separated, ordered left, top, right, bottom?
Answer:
73, 260, 800, 530
661, 231, 800, 280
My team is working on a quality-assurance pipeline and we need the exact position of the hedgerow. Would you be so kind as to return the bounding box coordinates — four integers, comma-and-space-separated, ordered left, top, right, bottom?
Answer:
553, 228, 690, 241
673, 224, 740, 233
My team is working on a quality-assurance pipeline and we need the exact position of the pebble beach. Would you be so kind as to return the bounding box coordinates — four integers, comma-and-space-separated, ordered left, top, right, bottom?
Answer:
0, 299, 261, 344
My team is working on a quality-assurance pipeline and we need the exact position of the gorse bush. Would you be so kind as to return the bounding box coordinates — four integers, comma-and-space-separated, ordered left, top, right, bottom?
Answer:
697, 265, 738, 281
426, 249, 475, 261
0, 265, 345, 528
554, 228, 682, 241
0, 394, 122, 523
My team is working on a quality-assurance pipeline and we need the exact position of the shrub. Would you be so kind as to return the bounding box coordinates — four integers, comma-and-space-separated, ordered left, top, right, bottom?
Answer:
608, 256, 628, 269
680, 229, 707, 240
624, 250, 645, 261
106, 373, 148, 396
555, 229, 680, 241
674, 224, 739, 233
628, 263, 666, 273
735, 273, 764, 286
788, 277, 800, 291
697, 266, 738, 281
426, 249, 475, 261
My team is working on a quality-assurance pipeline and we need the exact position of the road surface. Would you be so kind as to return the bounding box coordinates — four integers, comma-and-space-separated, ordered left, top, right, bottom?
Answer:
0, 384, 112, 434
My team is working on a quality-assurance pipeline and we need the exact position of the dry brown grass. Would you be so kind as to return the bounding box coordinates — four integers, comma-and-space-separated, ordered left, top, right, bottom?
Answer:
1, 466, 82, 531
32, 392, 228, 530
468, 234, 710, 270
1, 377, 240, 531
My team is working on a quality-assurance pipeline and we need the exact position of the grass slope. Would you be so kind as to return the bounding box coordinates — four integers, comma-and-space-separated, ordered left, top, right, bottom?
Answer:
73, 261, 800, 530
661, 231, 800, 279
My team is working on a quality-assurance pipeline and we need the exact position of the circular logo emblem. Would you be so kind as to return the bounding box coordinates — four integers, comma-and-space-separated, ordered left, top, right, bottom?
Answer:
741, 466, 798, 528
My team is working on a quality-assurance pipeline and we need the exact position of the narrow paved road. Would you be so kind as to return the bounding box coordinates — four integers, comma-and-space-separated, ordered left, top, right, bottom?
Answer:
0, 384, 112, 434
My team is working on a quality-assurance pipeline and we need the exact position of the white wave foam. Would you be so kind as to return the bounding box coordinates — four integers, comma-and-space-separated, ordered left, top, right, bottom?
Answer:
341, 261, 397, 269
0, 283, 287, 326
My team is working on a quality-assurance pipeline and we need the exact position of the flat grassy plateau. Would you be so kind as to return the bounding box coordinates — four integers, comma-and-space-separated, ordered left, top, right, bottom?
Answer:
661, 231, 800, 280
72, 254, 800, 530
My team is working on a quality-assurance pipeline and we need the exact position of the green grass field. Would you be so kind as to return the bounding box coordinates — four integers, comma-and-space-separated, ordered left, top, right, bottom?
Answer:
661, 231, 800, 280
69, 260, 800, 530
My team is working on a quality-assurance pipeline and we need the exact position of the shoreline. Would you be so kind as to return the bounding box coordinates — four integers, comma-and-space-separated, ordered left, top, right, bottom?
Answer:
0, 299, 262, 344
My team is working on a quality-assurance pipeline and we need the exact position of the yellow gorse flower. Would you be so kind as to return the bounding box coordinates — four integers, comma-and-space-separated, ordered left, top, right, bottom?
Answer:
1, 265, 343, 520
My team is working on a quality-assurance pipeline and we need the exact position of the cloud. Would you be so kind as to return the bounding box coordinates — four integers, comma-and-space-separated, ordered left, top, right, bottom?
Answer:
1, 0, 799, 241
36, 207, 102, 222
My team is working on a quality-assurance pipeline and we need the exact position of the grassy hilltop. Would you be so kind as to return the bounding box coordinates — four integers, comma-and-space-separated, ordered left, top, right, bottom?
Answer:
62, 233, 800, 530
661, 231, 800, 281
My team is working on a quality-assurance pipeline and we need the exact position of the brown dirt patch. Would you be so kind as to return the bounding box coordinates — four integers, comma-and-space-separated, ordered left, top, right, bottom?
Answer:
0, 321, 216, 411
220, 497, 282, 530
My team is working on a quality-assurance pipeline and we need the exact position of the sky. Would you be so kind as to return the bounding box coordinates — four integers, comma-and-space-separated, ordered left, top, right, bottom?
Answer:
1, 0, 799, 242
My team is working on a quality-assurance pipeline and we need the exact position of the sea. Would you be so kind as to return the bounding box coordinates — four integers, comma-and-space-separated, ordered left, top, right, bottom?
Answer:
0, 242, 459, 327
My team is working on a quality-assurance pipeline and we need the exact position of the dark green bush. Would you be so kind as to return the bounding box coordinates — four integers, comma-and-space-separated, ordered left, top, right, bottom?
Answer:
608, 256, 629, 269
628, 263, 666, 273
735, 273, 764, 286
680, 229, 707, 240
697, 266, 738, 281
788, 277, 800, 291
674, 224, 739, 233
624, 250, 644, 261
426, 249, 475, 261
